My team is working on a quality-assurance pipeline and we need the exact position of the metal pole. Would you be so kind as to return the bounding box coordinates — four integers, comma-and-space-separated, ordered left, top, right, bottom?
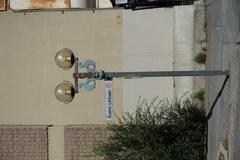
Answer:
106, 70, 229, 78
73, 70, 230, 79
74, 58, 79, 93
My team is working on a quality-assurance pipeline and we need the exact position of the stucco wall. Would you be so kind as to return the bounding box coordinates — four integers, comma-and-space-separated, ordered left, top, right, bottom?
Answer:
173, 5, 195, 98
0, 10, 123, 125
123, 8, 174, 113
0, 6, 196, 123
0, 7, 197, 160
193, 0, 205, 92
122, 6, 196, 112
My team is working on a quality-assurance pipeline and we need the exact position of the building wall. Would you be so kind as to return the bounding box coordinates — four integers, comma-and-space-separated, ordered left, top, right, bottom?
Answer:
193, 0, 205, 92
0, 125, 49, 160
0, 6, 196, 126
123, 8, 174, 113
0, 6, 196, 160
122, 6, 196, 112
173, 5, 195, 98
0, 11, 124, 160
0, 10, 123, 125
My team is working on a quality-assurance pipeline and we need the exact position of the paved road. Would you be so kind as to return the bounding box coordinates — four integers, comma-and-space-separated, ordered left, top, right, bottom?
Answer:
206, 0, 240, 159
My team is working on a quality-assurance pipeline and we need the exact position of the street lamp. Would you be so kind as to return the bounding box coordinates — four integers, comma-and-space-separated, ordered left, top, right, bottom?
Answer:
54, 48, 230, 103
55, 48, 75, 70
55, 48, 76, 103
55, 81, 75, 103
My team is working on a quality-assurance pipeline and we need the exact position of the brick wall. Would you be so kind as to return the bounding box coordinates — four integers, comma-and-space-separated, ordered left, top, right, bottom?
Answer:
0, 125, 49, 160
64, 125, 109, 160
0, 125, 109, 160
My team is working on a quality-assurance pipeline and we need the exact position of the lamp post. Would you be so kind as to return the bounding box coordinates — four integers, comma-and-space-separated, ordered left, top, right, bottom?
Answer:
54, 48, 230, 104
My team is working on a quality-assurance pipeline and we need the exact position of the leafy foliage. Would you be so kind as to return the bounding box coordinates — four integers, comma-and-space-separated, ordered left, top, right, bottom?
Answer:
94, 98, 206, 160
194, 50, 207, 64
193, 89, 205, 102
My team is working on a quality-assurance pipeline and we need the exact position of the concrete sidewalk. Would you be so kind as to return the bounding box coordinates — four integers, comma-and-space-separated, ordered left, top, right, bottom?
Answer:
206, 0, 240, 159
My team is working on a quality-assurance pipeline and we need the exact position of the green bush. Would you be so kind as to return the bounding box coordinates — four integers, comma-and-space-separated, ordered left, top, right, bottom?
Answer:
193, 89, 205, 102
194, 51, 207, 64
94, 98, 206, 160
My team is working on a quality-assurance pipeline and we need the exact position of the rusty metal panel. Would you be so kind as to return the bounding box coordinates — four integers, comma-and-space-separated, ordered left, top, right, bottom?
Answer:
10, 0, 71, 10
0, 0, 5, 11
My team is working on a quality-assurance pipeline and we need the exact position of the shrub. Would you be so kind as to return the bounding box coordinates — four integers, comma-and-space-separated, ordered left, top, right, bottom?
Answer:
194, 51, 207, 64
94, 98, 206, 160
193, 89, 205, 102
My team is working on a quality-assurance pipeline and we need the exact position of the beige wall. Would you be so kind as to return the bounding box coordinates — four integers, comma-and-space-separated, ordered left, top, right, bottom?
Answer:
123, 9, 174, 113
0, 10, 123, 125
0, 7, 196, 124
193, 0, 205, 92
173, 5, 195, 98
0, 6, 198, 122
0, 7, 197, 160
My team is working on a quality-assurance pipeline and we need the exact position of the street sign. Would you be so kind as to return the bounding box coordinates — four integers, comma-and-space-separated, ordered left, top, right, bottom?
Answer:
104, 80, 113, 120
